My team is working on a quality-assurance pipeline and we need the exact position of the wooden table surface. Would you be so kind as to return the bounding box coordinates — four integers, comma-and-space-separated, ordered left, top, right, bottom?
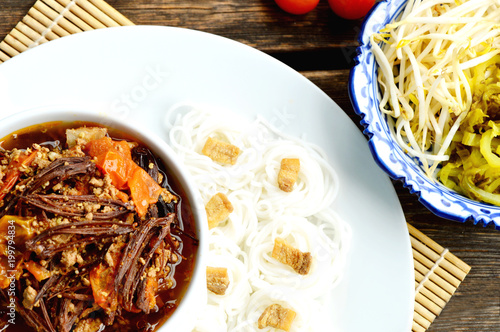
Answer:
1, 1, 499, 331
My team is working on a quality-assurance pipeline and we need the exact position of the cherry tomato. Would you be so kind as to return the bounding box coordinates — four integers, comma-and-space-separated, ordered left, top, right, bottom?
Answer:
274, 0, 320, 15
328, 0, 375, 20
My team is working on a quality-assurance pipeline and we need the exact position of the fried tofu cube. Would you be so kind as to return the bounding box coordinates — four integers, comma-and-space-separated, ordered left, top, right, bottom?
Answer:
277, 158, 300, 192
258, 303, 296, 331
206, 266, 230, 295
272, 237, 312, 275
205, 193, 234, 229
202, 137, 241, 165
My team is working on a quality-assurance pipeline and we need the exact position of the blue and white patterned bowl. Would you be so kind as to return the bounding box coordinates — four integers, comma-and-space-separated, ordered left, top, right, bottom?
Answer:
349, 0, 500, 229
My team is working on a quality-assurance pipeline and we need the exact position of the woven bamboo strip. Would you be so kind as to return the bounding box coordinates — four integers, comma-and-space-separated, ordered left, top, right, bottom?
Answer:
55, 0, 106, 29
71, 0, 121, 27
415, 282, 447, 308
413, 310, 432, 330
414, 270, 453, 303
10, 28, 37, 47
415, 291, 443, 316
88, 0, 134, 26
413, 248, 461, 288
28, 7, 70, 37
13, 22, 44, 46
414, 301, 436, 324
42, 0, 94, 32
411, 236, 468, 281
23, 15, 59, 41
412, 320, 427, 332
35, 1, 84, 35
0, 41, 20, 57
414, 259, 456, 296
3, 35, 28, 53
0, 51, 9, 62
408, 223, 471, 274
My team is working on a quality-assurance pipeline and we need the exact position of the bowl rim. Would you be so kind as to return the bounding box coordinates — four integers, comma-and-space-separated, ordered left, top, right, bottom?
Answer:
0, 106, 208, 331
348, 0, 500, 230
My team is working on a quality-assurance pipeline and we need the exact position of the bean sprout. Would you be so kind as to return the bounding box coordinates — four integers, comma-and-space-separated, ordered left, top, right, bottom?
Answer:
372, 0, 500, 177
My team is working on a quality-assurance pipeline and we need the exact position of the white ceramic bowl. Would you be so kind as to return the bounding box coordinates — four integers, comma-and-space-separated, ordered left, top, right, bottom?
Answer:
0, 107, 208, 331
349, 0, 500, 229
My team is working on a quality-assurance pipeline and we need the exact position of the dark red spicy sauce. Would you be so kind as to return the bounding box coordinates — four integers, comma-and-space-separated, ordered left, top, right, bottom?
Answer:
0, 121, 199, 332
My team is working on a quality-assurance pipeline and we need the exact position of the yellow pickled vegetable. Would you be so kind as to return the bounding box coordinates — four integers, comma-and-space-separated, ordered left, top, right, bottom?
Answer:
438, 57, 500, 205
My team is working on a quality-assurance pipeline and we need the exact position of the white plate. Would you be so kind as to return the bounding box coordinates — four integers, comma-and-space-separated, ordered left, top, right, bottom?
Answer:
0, 26, 413, 332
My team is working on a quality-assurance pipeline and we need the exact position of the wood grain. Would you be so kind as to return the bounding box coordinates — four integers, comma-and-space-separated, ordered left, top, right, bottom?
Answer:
0, 1, 499, 331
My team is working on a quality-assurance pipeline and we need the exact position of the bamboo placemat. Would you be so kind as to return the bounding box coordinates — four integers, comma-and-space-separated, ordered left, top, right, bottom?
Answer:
0, 2, 472, 331
409, 223, 471, 332
0, 0, 133, 63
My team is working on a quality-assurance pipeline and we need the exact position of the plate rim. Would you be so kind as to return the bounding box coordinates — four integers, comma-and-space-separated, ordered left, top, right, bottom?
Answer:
0, 25, 414, 331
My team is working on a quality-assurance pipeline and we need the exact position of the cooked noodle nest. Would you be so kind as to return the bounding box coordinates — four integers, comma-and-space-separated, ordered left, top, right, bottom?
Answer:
246, 213, 348, 299
206, 233, 252, 316
166, 104, 351, 331
231, 287, 326, 332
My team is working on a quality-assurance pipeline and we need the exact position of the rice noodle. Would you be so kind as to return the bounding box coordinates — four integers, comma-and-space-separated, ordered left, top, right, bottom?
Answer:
166, 105, 351, 331
231, 288, 325, 332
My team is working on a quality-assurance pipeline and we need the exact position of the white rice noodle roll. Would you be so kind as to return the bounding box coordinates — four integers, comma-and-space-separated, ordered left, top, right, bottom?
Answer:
246, 214, 348, 300
192, 304, 228, 332
231, 287, 325, 332
252, 140, 338, 220
205, 234, 252, 321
